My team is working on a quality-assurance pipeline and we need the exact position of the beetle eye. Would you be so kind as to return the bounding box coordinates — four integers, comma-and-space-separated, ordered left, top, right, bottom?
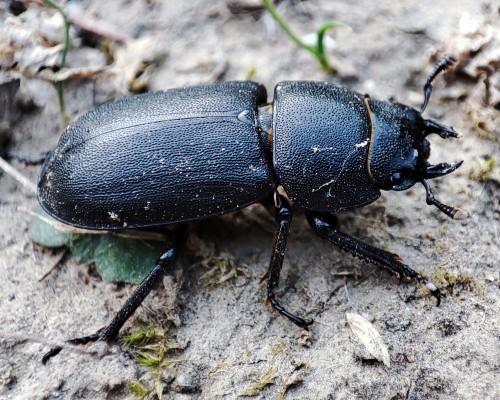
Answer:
390, 172, 404, 184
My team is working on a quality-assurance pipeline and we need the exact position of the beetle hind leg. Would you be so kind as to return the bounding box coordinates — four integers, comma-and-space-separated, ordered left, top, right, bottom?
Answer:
42, 225, 189, 364
305, 211, 445, 305
266, 194, 314, 329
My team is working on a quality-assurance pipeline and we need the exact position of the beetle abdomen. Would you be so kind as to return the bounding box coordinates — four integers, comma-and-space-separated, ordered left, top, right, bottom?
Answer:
273, 81, 380, 212
38, 82, 275, 229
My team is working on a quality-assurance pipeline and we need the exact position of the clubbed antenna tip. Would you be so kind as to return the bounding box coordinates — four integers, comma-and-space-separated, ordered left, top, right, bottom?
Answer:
421, 179, 468, 220
420, 55, 456, 113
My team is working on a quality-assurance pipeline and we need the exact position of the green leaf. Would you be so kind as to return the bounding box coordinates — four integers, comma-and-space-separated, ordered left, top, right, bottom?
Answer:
29, 207, 166, 284
93, 235, 164, 284
69, 234, 100, 262
28, 205, 72, 248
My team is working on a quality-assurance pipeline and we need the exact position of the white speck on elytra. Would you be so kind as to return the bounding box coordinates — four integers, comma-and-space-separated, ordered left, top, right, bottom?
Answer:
312, 146, 360, 194
108, 211, 119, 220
355, 139, 369, 149
311, 145, 334, 153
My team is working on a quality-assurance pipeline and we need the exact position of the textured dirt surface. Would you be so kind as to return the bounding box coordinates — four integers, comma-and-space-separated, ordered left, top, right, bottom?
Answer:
0, 1, 499, 399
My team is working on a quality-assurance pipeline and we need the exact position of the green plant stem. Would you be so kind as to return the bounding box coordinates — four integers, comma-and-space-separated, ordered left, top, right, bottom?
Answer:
262, 0, 313, 53
43, 0, 70, 117
315, 22, 340, 71
262, 0, 344, 73
43, 0, 70, 68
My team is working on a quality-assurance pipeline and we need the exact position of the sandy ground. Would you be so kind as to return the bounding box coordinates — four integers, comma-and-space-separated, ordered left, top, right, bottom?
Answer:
0, 0, 499, 399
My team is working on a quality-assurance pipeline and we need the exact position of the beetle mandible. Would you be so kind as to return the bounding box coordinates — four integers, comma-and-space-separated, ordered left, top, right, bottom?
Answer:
39, 56, 467, 362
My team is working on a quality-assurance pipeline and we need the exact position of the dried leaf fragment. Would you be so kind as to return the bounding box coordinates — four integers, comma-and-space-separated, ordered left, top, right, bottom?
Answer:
436, 13, 500, 139
346, 312, 390, 366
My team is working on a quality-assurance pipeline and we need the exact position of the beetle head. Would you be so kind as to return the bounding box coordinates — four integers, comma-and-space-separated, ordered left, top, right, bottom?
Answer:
367, 56, 467, 220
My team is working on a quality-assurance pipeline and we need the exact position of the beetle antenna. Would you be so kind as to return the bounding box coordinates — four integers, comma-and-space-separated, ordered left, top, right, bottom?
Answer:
420, 55, 456, 113
421, 179, 468, 220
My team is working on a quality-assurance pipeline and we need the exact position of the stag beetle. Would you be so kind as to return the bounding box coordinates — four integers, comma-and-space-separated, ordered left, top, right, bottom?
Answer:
38, 56, 467, 362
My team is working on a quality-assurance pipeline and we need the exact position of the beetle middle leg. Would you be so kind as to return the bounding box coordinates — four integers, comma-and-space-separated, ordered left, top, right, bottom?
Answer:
266, 193, 314, 329
42, 224, 189, 364
305, 211, 445, 305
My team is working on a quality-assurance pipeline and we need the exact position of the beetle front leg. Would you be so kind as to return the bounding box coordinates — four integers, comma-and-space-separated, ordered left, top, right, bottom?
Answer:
305, 212, 444, 305
266, 194, 314, 329
42, 225, 189, 364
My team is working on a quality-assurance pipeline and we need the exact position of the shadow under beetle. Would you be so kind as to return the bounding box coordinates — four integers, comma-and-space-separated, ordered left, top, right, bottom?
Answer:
38, 56, 467, 362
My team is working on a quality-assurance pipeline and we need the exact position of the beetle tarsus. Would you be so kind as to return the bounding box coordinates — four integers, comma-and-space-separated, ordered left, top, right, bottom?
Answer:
266, 193, 313, 328
306, 212, 444, 304
42, 346, 63, 365
268, 289, 314, 329
42, 332, 102, 364
422, 279, 446, 306
42, 226, 188, 364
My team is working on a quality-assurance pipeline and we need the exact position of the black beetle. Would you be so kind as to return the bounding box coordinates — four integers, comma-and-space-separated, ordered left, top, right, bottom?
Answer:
38, 56, 466, 362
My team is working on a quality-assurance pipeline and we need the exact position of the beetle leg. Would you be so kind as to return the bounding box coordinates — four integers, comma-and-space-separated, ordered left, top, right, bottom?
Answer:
266, 193, 314, 329
305, 211, 445, 305
42, 225, 189, 364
